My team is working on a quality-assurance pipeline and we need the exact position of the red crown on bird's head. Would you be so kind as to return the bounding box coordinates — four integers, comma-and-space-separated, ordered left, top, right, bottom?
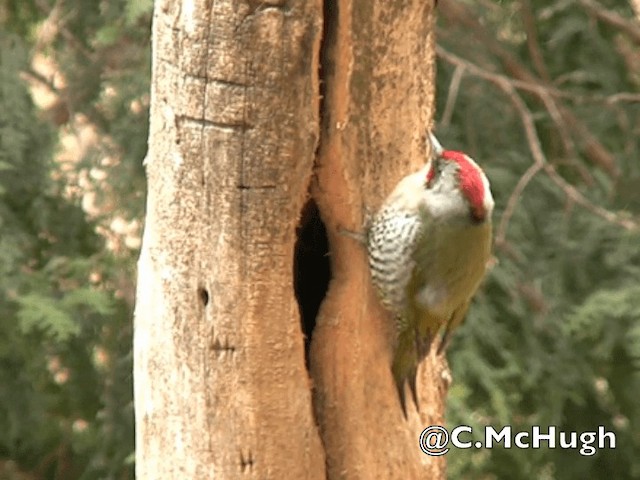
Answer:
426, 132, 489, 223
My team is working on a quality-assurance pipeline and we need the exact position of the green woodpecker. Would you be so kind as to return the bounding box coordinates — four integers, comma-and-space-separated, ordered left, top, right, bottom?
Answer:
367, 133, 494, 415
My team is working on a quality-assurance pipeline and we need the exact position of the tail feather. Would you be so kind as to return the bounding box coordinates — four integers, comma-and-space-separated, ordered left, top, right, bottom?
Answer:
392, 332, 416, 418
396, 377, 409, 419
393, 329, 435, 418
407, 368, 419, 411
437, 302, 470, 354
395, 368, 419, 419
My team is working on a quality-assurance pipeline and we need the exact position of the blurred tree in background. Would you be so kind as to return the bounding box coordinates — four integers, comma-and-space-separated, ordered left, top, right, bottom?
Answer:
0, 0, 638, 479
437, 1, 640, 479
0, 0, 150, 478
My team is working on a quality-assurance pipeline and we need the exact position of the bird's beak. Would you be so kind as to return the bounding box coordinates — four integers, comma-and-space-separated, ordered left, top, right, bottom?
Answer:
428, 132, 444, 158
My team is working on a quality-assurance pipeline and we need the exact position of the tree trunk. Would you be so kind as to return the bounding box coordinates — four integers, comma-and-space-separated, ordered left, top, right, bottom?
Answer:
134, 0, 325, 477
135, 0, 444, 478
310, 1, 445, 479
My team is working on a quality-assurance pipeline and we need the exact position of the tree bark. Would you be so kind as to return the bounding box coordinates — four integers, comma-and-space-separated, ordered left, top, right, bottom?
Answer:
135, 0, 325, 478
310, 1, 446, 478
135, 0, 444, 478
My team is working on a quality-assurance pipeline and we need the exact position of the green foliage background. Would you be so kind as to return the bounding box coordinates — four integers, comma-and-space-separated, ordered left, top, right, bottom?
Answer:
0, 0, 150, 478
0, 0, 638, 478
438, 1, 640, 479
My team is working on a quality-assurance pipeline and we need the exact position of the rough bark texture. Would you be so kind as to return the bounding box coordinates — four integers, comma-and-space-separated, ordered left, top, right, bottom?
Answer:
310, 1, 447, 479
136, 0, 445, 478
134, 0, 325, 478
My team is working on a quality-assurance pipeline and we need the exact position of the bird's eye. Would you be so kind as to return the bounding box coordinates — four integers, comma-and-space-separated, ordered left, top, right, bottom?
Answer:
425, 160, 442, 188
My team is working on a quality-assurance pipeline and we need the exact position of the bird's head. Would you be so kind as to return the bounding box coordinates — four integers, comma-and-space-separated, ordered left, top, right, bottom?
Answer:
423, 133, 494, 224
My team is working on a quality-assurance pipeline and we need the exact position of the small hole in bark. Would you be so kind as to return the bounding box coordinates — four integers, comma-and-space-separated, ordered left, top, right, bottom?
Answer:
294, 198, 330, 368
198, 287, 209, 306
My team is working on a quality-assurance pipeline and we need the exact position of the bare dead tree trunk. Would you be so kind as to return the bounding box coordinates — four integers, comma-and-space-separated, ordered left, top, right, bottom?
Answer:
310, 1, 446, 479
135, 0, 444, 478
134, 0, 325, 477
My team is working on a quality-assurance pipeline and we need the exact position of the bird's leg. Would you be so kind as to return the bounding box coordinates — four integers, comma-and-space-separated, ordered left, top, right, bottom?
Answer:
337, 206, 373, 245
337, 227, 366, 244
437, 325, 453, 355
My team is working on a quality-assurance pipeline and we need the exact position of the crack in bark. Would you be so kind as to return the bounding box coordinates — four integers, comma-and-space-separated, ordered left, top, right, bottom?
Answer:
211, 336, 237, 356
236, 184, 277, 190
239, 449, 255, 472
175, 114, 253, 131
317, 0, 337, 140
308, 1, 338, 477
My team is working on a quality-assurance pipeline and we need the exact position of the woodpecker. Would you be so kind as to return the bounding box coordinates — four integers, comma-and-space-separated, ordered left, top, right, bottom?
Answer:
367, 133, 494, 415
